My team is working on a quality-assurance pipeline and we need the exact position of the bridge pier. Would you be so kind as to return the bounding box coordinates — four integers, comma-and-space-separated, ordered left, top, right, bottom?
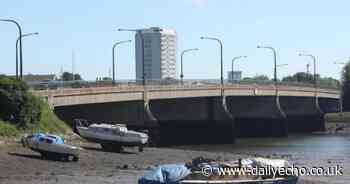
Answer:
226, 95, 288, 137
280, 96, 326, 133
149, 96, 235, 146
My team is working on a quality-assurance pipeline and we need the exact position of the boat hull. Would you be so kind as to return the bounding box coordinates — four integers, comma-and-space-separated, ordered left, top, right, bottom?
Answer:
22, 135, 80, 161
77, 126, 148, 146
82, 136, 147, 147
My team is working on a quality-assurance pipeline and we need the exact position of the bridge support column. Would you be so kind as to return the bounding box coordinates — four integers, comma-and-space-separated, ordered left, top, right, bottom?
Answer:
275, 88, 288, 137
221, 88, 234, 120
142, 88, 159, 146
143, 89, 157, 122
315, 91, 325, 131
217, 88, 235, 143
315, 95, 324, 114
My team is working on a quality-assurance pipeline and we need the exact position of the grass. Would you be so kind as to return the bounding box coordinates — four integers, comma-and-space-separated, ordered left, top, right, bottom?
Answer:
0, 121, 19, 137
0, 101, 72, 137
325, 112, 350, 123
28, 101, 71, 135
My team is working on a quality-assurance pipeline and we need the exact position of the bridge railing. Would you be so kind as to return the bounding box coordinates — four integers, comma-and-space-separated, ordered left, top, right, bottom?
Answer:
28, 79, 340, 92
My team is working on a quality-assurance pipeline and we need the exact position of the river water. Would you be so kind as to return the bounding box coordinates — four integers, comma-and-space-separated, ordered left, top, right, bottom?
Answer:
177, 134, 350, 184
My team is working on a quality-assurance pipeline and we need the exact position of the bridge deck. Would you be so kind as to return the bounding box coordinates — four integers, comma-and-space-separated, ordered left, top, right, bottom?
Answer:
32, 84, 340, 107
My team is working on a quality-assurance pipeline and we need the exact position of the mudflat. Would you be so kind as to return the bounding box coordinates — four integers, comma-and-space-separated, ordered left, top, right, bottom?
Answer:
0, 140, 343, 184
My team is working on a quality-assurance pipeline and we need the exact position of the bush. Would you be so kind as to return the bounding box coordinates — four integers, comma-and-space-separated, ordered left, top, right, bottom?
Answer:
0, 121, 19, 137
342, 62, 350, 111
325, 112, 350, 123
0, 76, 42, 128
31, 101, 70, 134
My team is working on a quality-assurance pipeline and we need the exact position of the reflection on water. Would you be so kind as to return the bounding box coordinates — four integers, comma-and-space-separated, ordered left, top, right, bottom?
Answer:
177, 134, 350, 154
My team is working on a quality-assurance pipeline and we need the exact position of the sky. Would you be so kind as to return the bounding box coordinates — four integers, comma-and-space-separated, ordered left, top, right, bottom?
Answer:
1, 0, 350, 80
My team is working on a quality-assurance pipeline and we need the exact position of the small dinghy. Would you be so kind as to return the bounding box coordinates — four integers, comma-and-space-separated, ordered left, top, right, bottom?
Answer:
75, 119, 148, 152
21, 133, 81, 161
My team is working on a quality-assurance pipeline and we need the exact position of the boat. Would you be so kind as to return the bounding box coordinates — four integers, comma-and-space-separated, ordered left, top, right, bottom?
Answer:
180, 157, 298, 184
21, 133, 81, 161
74, 119, 148, 152
138, 157, 298, 184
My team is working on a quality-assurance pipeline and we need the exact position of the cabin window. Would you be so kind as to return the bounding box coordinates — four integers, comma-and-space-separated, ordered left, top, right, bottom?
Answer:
46, 139, 53, 144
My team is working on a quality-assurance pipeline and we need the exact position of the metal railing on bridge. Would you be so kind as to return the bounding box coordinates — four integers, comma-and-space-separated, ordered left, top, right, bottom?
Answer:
27, 79, 340, 92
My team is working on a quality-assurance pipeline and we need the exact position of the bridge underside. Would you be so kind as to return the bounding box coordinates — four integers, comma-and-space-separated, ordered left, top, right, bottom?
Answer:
54, 96, 340, 145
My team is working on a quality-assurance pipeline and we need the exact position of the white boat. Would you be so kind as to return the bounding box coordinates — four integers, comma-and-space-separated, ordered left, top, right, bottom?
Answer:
74, 119, 148, 152
21, 133, 81, 161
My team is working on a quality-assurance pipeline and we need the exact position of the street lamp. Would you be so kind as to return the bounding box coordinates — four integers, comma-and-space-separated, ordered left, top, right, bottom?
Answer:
200, 36, 224, 86
277, 64, 288, 68
257, 45, 278, 86
117, 28, 145, 85
334, 61, 347, 65
16, 32, 39, 79
299, 53, 317, 89
0, 19, 23, 79
112, 40, 131, 84
231, 56, 247, 83
118, 28, 162, 85
180, 48, 199, 85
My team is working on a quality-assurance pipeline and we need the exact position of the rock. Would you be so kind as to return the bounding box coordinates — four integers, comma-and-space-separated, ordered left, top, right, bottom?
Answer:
123, 164, 129, 169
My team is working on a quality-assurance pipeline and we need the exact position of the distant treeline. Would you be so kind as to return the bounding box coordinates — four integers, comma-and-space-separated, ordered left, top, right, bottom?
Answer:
241, 72, 340, 89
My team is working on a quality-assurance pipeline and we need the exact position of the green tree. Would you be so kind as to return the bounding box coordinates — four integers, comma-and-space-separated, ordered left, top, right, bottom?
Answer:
342, 62, 350, 111
243, 75, 270, 81
253, 75, 270, 81
282, 72, 314, 83
60, 72, 82, 81
0, 76, 42, 127
282, 72, 339, 88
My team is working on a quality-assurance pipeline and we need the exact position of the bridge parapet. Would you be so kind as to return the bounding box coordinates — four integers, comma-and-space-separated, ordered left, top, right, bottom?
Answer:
32, 84, 340, 107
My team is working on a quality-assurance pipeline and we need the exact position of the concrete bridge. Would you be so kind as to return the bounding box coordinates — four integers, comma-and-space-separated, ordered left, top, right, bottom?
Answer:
33, 84, 340, 145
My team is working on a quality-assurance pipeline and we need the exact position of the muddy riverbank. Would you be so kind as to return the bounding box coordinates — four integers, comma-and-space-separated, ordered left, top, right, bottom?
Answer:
0, 136, 347, 184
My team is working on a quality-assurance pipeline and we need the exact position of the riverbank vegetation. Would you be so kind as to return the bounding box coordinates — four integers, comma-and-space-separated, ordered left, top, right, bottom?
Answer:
324, 62, 350, 122
342, 62, 350, 111
0, 75, 70, 137
325, 112, 350, 123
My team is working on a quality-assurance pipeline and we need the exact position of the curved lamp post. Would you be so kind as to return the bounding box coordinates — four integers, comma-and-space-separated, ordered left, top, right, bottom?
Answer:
180, 48, 199, 85
277, 64, 288, 68
299, 53, 317, 89
0, 19, 23, 79
16, 32, 39, 79
231, 56, 247, 83
117, 28, 144, 85
334, 61, 346, 65
299, 53, 323, 113
112, 40, 131, 84
118, 28, 162, 85
200, 36, 224, 86
257, 45, 278, 86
